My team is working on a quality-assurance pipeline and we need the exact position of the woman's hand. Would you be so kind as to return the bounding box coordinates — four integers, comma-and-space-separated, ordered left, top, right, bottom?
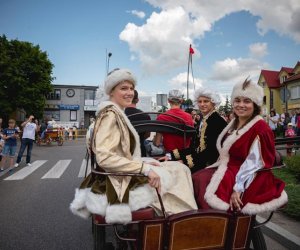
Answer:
230, 191, 243, 211
157, 156, 168, 162
148, 161, 161, 167
147, 170, 161, 193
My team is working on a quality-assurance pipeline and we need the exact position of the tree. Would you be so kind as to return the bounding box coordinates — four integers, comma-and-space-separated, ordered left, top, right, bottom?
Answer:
0, 35, 53, 120
218, 95, 232, 114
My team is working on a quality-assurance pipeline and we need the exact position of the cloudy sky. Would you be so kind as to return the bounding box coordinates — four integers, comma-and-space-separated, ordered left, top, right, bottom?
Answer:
1, 0, 299, 102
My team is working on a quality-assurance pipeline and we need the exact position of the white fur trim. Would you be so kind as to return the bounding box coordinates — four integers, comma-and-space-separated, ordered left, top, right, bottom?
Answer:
85, 191, 108, 215
105, 204, 132, 224
231, 81, 264, 106
241, 190, 288, 215
129, 184, 156, 211
69, 188, 91, 219
104, 68, 136, 95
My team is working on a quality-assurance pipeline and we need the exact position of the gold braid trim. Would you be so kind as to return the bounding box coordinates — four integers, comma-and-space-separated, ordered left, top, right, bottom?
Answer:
172, 149, 180, 160
186, 154, 194, 168
198, 110, 216, 152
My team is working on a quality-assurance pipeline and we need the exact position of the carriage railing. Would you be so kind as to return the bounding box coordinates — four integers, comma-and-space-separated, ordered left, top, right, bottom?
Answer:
127, 112, 196, 149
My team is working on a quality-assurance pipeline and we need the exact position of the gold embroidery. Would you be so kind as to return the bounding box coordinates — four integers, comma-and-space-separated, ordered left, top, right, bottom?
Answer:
198, 110, 216, 152
186, 155, 194, 168
173, 149, 180, 160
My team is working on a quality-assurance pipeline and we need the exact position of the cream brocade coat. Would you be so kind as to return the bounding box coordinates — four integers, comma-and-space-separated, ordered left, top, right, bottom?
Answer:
70, 101, 197, 224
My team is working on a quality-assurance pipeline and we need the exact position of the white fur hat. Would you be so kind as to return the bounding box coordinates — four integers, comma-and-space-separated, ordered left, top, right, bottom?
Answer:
104, 68, 137, 95
231, 79, 264, 106
194, 88, 221, 106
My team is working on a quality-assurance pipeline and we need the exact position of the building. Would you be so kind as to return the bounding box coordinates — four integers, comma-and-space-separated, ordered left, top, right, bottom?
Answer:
44, 84, 98, 128
258, 61, 300, 114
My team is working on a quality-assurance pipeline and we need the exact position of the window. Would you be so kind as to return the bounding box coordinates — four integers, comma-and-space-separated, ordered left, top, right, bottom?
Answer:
46, 89, 61, 100
70, 110, 77, 121
44, 110, 60, 121
84, 90, 96, 105
291, 86, 300, 99
280, 76, 287, 83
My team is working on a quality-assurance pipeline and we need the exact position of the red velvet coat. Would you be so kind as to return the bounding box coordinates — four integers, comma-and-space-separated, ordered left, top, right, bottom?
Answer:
193, 116, 288, 214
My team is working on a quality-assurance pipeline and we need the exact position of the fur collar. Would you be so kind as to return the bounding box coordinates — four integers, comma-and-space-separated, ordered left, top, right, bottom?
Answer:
96, 101, 141, 160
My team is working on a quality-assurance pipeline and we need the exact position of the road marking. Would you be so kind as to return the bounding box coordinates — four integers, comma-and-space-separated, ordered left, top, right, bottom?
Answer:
41, 160, 71, 179
4, 160, 47, 180
78, 158, 91, 177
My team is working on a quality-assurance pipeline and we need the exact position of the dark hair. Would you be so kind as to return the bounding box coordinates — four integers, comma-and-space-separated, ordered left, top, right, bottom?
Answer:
132, 90, 139, 104
232, 102, 261, 134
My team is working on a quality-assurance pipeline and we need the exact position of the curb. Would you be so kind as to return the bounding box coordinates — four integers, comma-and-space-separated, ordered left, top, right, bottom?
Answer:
256, 215, 300, 250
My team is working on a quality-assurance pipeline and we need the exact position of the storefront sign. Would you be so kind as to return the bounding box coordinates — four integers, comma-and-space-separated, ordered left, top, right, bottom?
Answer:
59, 104, 80, 110
84, 105, 97, 111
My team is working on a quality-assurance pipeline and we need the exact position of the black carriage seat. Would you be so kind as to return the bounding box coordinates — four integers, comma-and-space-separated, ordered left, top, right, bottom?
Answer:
131, 120, 196, 136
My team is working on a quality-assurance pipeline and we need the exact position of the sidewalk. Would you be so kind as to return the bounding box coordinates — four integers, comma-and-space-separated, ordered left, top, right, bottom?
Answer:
258, 211, 300, 249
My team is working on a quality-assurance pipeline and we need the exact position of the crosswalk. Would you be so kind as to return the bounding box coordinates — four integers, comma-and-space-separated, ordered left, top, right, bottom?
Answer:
2, 159, 91, 181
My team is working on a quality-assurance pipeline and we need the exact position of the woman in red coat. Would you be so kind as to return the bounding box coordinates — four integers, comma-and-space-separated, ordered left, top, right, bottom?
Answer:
193, 78, 287, 214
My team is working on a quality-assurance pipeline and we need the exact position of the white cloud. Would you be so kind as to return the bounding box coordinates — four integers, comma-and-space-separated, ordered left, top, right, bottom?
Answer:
168, 72, 203, 99
128, 10, 146, 19
120, 0, 299, 76
210, 57, 269, 84
120, 6, 207, 74
249, 42, 268, 58
145, 0, 300, 43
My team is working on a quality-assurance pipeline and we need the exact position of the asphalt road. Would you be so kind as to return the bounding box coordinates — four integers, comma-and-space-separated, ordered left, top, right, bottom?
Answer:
0, 139, 93, 250
0, 138, 288, 250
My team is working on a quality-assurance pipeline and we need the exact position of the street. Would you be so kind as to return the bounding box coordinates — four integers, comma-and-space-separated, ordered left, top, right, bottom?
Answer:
0, 139, 93, 250
0, 138, 289, 250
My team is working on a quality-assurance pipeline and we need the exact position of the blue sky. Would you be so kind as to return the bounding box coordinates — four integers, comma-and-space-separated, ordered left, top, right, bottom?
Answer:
1, 0, 299, 102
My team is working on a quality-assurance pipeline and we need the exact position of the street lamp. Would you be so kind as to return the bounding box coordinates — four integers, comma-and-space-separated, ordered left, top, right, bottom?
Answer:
106, 51, 112, 75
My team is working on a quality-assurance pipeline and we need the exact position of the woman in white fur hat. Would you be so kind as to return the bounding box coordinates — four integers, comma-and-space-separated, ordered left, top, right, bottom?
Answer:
193, 78, 287, 214
70, 68, 197, 224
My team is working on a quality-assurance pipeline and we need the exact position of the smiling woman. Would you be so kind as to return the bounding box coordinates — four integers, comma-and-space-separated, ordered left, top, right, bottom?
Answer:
193, 79, 288, 214
70, 68, 197, 224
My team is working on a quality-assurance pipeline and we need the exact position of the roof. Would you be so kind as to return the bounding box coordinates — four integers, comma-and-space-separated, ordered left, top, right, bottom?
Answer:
280, 67, 294, 74
285, 73, 300, 83
260, 70, 280, 88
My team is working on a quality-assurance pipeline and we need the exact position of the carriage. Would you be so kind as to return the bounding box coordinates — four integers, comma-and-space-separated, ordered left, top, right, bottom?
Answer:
87, 112, 285, 250
36, 128, 64, 146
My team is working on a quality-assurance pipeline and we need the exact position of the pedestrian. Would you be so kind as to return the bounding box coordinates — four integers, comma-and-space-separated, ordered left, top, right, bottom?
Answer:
285, 123, 296, 157
154, 89, 194, 152
70, 68, 197, 224
192, 78, 287, 214
15, 115, 40, 167
267, 110, 279, 137
125, 89, 151, 157
160, 88, 227, 174
0, 119, 19, 171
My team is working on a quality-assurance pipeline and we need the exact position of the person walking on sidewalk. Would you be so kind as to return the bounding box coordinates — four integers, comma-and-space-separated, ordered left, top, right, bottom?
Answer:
0, 119, 19, 171
15, 115, 40, 167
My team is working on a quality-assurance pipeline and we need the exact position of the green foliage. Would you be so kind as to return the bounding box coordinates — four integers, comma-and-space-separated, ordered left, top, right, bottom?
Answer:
284, 155, 300, 181
273, 158, 300, 220
0, 35, 54, 119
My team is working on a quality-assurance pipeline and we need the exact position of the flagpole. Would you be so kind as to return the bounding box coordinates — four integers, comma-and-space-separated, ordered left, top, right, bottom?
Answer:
187, 44, 191, 101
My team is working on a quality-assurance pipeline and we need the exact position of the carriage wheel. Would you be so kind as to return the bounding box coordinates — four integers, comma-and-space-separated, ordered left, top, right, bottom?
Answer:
251, 223, 267, 250
57, 137, 64, 146
46, 138, 51, 145
93, 224, 106, 250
